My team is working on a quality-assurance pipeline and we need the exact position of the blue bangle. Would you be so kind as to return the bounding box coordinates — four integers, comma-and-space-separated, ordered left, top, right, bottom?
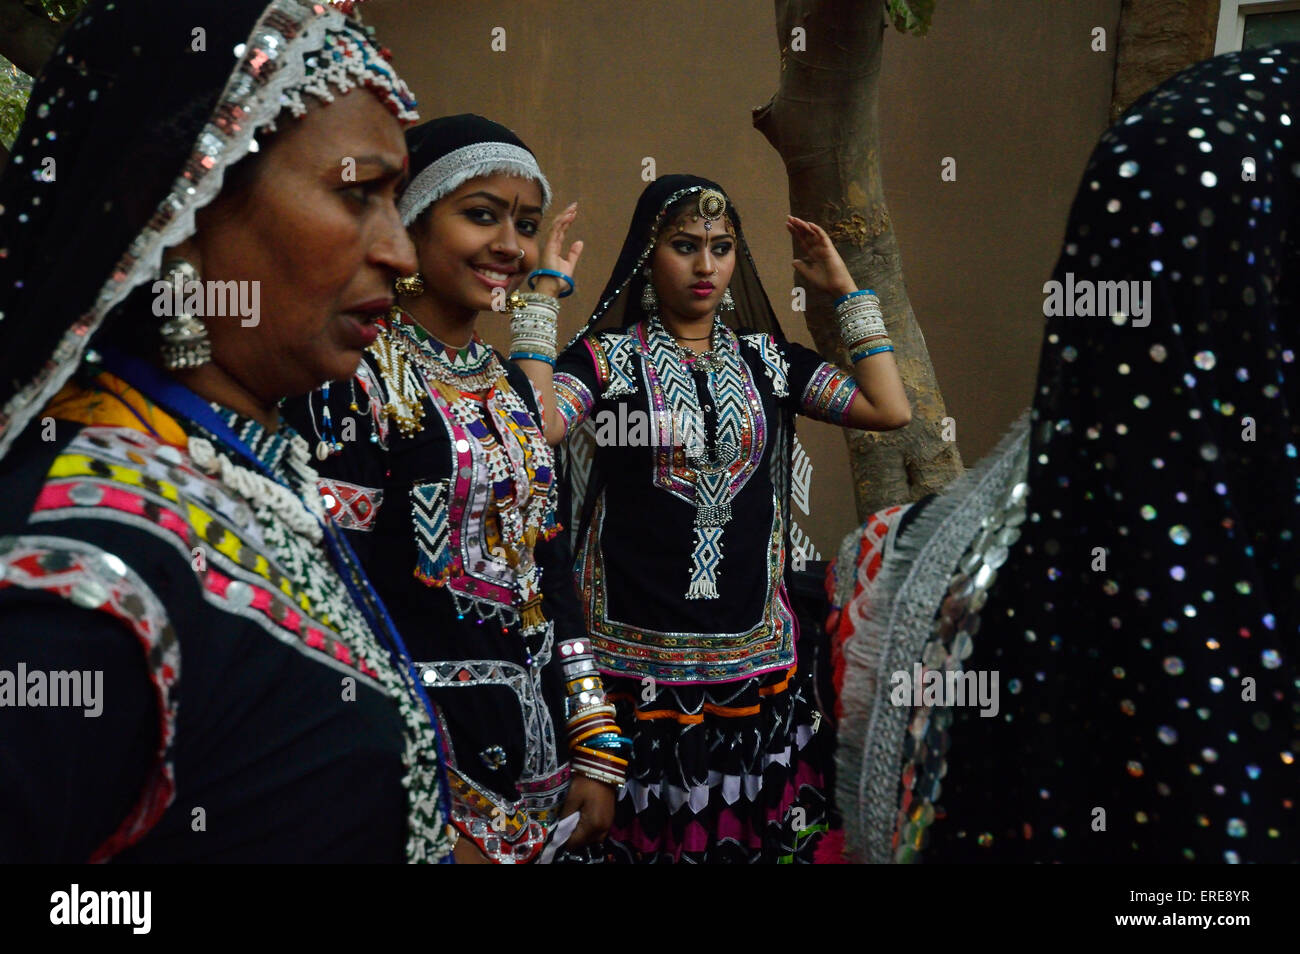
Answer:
509, 351, 556, 367
527, 269, 575, 298
850, 345, 895, 362
834, 288, 875, 307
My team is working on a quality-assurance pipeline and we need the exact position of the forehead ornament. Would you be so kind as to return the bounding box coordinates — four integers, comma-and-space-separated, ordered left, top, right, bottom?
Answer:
698, 189, 727, 232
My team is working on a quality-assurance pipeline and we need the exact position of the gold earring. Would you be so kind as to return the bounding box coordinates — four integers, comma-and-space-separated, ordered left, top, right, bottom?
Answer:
395, 273, 425, 297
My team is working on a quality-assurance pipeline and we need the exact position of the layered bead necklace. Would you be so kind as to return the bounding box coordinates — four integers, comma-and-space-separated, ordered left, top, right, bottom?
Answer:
368, 310, 556, 642
369, 309, 504, 437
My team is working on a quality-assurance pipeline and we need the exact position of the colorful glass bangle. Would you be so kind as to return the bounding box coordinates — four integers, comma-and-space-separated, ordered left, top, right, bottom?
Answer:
834, 288, 875, 307
527, 269, 575, 298
574, 753, 630, 771
509, 351, 556, 367
572, 751, 630, 773
570, 724, 617, 747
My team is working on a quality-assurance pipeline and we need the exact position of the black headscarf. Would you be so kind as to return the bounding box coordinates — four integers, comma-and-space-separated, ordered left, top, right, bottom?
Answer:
0, 0, 416, 459
841, 43, 1300, 863
572, 173, 787, 344
398, 113, 551, 225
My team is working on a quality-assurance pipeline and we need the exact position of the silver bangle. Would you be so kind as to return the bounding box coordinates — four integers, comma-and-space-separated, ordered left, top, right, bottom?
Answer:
509, 293, 559, 362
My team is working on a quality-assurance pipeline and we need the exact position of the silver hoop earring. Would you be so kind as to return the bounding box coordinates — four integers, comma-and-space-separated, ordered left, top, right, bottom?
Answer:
159, 258, 211, 371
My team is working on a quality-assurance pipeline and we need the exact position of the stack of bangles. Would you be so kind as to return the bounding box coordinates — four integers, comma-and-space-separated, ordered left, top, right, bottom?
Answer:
836, 289, 894, 363
558, 637, 630, 788
507, 269, 573, 368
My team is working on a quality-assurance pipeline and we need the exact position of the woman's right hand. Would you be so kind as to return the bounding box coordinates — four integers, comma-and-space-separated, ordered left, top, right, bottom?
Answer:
532, 201, 583, 298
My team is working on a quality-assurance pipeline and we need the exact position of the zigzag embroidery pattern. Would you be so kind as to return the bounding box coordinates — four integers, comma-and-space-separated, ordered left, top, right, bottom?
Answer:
410, 480, 451, 584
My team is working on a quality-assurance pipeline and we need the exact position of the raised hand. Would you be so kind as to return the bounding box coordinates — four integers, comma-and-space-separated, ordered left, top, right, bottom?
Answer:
787, 215, 857, 298
533, 201, 584, 298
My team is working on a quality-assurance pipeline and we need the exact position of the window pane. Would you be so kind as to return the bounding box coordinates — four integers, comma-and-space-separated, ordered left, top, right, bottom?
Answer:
1243, 10, 1300, 48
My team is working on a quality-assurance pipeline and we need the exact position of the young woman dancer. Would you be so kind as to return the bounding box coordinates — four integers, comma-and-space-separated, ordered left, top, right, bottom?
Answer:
287, 114, 618, 863
520, 174, 910, 862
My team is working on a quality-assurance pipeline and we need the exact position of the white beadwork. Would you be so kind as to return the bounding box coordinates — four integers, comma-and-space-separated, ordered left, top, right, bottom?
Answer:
187, 435, 325, 543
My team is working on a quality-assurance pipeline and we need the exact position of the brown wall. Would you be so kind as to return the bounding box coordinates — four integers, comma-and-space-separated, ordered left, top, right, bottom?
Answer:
365, 0, 1120, 559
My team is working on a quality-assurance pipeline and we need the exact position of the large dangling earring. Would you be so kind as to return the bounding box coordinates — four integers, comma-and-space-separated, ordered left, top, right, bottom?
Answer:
639, 268, 658, 314
159, 258, 211, 371
720, 288, 735, 312
394, 273, 425, 297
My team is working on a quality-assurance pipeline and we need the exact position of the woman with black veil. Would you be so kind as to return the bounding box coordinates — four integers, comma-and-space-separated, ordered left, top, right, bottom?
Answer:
0, 0, 452, 862
830, 43, 1299, 863
519, 175, 912, 862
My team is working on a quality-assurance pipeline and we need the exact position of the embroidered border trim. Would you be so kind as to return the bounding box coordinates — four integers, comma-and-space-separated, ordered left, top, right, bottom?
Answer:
32, 432, 385, 686
398, 142, 551, 226
0, 534, 179, 862
740, 333, 791, 399
577, 492, 797, 683
320, 478, 383, 531
835, 413, 1031, 863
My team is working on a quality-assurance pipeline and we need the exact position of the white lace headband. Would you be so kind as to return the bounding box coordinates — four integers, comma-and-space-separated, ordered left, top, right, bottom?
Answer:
397, 141, 552, 225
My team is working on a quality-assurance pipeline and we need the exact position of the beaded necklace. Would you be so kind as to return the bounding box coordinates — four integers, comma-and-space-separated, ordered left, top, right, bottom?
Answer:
368, 313, 556, 643
657, 313, 728, 374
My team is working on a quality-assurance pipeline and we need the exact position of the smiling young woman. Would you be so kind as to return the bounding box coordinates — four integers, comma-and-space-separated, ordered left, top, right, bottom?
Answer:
0, 0, 452, 863
284, 114, 617, 864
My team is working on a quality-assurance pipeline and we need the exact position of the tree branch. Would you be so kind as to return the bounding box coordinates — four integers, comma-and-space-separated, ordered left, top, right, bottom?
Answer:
0, 0, 64, 78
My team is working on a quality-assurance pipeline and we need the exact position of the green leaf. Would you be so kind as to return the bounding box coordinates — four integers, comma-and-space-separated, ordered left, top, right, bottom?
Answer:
884, 0, 936, 36
0, 57, 34, 151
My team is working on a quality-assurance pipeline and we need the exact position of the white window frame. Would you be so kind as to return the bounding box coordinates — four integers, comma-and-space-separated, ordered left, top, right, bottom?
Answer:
1215, 0, 1300, 54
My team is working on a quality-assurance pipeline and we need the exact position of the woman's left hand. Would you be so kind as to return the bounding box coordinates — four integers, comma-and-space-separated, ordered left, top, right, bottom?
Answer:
532, 201, 584, 299
787, 215, 857, 298
558, 774, 616, 848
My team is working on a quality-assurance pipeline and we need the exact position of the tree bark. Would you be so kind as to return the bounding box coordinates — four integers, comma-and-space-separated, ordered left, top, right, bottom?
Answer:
0, 0, 64, 78
754, 0, 963, 518
1110, 0, 1219, 124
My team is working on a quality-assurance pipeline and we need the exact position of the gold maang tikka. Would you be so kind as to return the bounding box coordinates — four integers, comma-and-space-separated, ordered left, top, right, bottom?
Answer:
698, 189, 727, 233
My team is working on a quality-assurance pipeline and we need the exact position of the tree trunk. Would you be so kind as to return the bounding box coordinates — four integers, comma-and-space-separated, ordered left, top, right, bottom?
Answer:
1110, 0, 1219, 124
0, 0, 64, 78
754, 0, 963, 518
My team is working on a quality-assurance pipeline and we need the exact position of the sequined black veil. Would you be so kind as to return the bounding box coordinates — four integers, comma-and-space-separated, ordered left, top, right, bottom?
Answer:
839, 44, 1300, 863
560, 175, 799, 578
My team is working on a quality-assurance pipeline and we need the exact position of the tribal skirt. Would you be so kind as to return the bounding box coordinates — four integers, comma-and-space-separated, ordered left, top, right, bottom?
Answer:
574, 665, 829, 863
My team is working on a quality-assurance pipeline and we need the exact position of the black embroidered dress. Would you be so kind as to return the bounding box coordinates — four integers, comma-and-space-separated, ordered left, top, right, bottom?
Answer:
552, 175, 860, 862
288, 312, 593, 862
